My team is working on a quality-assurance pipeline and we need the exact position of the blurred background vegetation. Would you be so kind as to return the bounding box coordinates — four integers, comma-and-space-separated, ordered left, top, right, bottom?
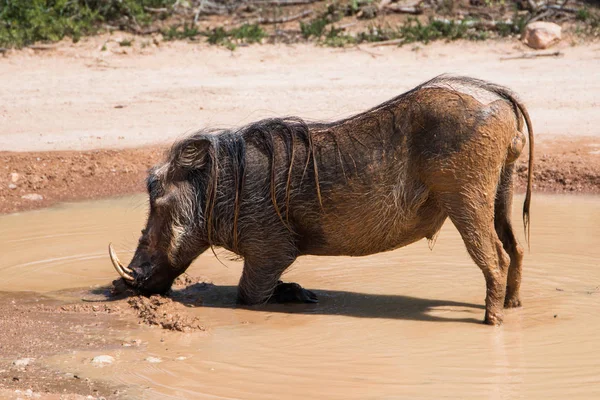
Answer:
0, 0, 598, 48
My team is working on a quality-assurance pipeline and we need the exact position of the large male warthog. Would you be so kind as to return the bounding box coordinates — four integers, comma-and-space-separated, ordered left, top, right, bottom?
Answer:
109, 75, 533, 325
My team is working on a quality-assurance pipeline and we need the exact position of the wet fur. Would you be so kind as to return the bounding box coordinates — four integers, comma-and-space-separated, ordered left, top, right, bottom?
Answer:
136, 75, 534, 325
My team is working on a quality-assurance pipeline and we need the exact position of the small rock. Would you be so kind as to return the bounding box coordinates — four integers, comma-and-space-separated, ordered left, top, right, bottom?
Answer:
175, 356, 187, 361
13, 358, 34, 367
8, 183, 17, 190
21, 194, 43, 201
91, 355, 114, 366
145, 357, 162, 363
358, 5, 377, 20
24, 389, 33, 397
10, 172, 19, 183
522, 22, 561, 49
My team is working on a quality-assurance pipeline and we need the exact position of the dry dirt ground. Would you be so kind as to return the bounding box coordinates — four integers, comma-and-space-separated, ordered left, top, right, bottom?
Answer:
0, 36, 599, 398
0, 277, 208, 399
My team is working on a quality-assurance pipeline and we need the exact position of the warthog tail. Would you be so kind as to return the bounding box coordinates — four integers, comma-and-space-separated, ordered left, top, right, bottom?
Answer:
480, 82, 533, 247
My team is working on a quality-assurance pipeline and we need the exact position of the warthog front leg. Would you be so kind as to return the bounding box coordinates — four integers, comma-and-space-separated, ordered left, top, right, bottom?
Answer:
237, 251, 316, 305
271, 281, 318, 303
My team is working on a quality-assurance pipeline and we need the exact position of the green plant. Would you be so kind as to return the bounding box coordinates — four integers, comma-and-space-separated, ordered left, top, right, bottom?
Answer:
397, 18, 491, 45
323, 26, 355, 47
205, 24, 266, 49
163, 23, 200, 41
300, 16, 329, 39
0, 0, 176, 48
356, 25, 397, 43
576, 8, 591, 22
119, 38, 134, 46
230, 23, 266, 44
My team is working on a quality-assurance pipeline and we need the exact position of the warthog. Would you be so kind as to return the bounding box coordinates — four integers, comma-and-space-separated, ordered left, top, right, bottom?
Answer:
110, 75, 533, 325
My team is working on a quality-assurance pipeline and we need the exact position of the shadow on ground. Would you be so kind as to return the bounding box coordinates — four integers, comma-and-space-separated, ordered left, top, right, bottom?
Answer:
90, 279, 484, 324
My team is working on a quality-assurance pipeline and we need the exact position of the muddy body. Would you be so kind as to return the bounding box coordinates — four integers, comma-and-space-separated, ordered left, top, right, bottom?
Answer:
110, 75, 533, 325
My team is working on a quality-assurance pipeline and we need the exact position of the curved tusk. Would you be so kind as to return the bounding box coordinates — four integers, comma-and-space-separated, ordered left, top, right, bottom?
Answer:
108, 243, 134, 281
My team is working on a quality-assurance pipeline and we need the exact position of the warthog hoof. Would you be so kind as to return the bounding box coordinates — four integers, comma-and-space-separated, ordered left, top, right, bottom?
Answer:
271, 281, 318, 304
504, 297, 522, 309
484, 310, 504, 326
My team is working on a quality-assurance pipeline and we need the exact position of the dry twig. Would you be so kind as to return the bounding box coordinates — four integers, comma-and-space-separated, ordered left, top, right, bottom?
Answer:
370, 38, 404, 47
27, 44, 57, 50
500, 50, 563, 60
249, 0, 321, 5
255, 10, 313, 24
143, 6, 168, 13
383, 4, 422, 15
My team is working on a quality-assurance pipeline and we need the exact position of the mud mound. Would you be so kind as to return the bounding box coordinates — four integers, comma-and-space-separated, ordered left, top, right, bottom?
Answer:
127, 295, 205, 332
173, 274, 212, 288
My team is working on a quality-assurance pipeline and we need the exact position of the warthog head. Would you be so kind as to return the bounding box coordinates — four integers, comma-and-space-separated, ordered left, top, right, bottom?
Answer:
109, 135, 221, 294
109, 117, 319, 294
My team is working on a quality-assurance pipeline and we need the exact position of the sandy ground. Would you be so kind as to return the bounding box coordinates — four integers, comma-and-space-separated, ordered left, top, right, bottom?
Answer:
2, 36, 600, 152
1, 35, 599, 213
0, 277, 204, 399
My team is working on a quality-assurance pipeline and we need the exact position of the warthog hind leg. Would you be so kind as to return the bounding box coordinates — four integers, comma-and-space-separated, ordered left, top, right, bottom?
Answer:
495, 164, 524, 309
439, 192, 511, 325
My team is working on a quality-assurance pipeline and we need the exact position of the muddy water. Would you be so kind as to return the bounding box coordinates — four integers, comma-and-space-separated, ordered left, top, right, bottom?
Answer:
1, 195, 599, 399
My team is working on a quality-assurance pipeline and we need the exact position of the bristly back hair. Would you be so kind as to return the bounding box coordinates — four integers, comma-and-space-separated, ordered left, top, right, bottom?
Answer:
164, 74, 533, 248
166, 117, 322, 251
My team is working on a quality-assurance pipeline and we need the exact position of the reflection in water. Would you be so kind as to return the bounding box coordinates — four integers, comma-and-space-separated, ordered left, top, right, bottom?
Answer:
1, 195, 599, 399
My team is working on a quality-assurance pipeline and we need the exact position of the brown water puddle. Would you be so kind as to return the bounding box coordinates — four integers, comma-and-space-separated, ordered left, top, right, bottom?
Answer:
1, 195, 599, 399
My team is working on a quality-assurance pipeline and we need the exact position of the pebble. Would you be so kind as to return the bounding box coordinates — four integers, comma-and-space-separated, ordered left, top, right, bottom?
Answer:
175, 356, 187, 361
145, 356, 162, 363
91, 355, 115, 366
13, 358, 34, 367
21, 194, 44, 201
8, 183, 17, 190
10, 172, 19, 183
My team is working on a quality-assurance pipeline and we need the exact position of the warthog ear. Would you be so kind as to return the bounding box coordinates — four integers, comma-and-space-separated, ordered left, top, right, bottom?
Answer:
172, 136, 213, 171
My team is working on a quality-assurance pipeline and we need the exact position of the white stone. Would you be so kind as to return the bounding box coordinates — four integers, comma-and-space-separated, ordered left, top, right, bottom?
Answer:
13, 358, 34, 367
175, 356, 187, 361
91, 355, 115, 365
21, 194, 43, 201
145, 356, 162, 363
8, 183, 17, 190
10, 172, 19, 183
522, 22, 562, 50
